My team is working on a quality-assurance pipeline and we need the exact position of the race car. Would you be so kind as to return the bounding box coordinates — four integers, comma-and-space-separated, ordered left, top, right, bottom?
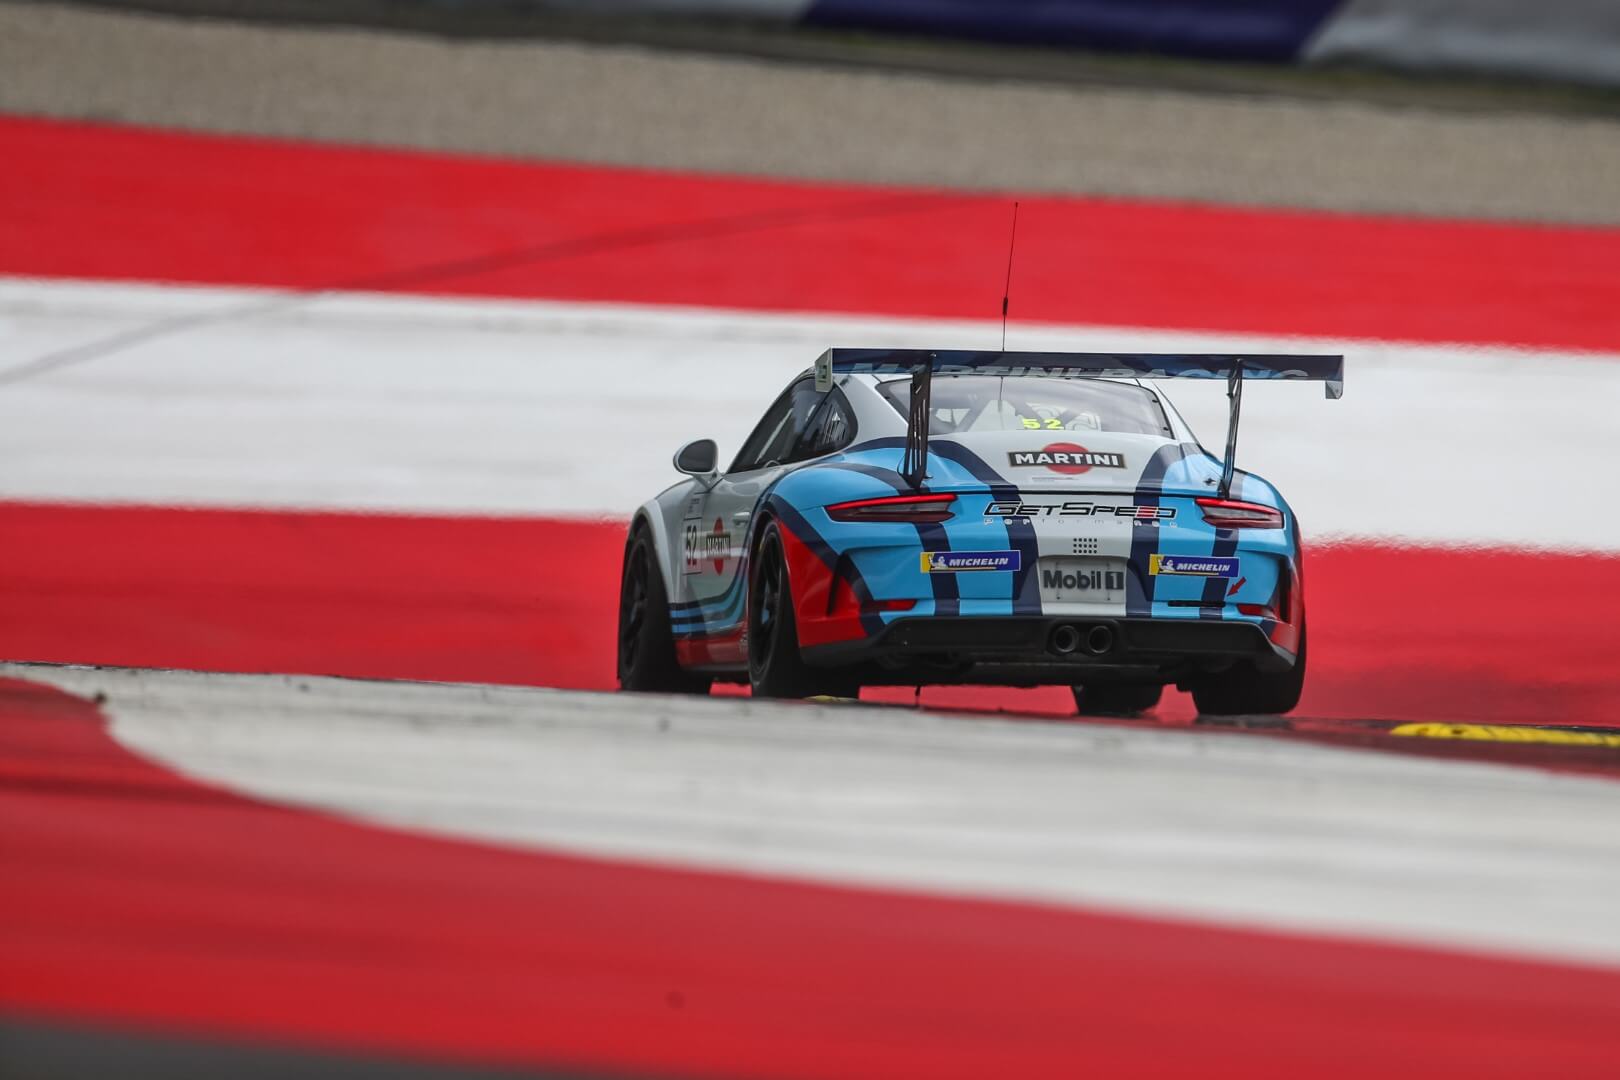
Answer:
617, 349, 1342, 715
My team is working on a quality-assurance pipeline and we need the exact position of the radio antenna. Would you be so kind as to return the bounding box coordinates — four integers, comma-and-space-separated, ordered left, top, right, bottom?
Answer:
1000, 201, 1020, 352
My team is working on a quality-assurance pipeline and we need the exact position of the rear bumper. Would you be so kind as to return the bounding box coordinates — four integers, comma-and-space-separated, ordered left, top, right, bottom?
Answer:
801, 615, 1294, 687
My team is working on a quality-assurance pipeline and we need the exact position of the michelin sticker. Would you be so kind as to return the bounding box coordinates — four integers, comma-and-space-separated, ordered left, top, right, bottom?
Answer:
1149, 554, 1240, 578
921, 550, 1021, 573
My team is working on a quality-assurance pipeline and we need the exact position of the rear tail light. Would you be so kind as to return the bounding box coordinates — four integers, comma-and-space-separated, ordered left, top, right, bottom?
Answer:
826, 493, 956, 524
1195, 497, 1284, 530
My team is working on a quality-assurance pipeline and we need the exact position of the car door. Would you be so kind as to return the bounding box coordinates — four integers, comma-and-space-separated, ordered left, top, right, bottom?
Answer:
681, 377, 846, 628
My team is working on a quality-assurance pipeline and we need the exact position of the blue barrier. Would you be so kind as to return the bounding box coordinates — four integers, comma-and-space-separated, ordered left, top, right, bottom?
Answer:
803, 0, 1345, 62
531, 0, 1619, 85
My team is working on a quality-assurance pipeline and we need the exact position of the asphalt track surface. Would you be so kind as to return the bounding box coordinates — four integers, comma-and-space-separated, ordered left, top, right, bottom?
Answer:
4, 5, 1620, 1077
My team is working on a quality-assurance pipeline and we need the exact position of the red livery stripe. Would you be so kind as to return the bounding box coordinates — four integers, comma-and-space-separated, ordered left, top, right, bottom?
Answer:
674, 629, 746, 669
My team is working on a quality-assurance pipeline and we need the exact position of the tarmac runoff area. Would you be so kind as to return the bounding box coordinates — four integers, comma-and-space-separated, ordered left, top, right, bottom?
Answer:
11, 661, 1620, 972
3, 2, 1620, 224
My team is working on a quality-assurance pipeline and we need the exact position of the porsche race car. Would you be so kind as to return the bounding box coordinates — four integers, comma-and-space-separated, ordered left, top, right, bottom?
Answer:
617, 349, 1342, 715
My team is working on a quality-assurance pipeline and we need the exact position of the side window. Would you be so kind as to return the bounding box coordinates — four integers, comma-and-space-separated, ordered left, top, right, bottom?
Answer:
791, 388, 856, 463
731, 380, 857, 473
730, 377, 819, 473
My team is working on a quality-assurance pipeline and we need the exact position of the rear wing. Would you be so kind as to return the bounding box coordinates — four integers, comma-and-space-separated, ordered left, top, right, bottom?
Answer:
813, 348, 1344, 494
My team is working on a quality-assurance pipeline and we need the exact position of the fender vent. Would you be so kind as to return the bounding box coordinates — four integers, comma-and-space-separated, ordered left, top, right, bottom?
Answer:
1071, 538, 1100, 555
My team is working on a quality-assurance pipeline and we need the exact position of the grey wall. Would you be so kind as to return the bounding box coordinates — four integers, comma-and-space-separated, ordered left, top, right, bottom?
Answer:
1307, 0, 1620, 86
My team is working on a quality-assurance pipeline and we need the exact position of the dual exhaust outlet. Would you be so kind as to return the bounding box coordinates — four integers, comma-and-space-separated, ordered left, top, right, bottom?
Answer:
1049, 622, 1116, 658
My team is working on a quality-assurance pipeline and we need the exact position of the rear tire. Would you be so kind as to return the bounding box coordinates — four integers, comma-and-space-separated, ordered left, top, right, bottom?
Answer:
748, 522, 859, 700
1191, 620, 1307, 716
1073, 683, 1163, 717
617, 527, 710, 695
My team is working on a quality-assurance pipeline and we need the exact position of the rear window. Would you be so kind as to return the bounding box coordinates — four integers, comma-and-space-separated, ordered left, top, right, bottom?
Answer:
878, 376, 1172, 437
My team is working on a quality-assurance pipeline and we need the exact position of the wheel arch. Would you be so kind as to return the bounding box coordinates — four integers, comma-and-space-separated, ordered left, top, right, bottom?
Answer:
626, 498, 681, 606
744, 508, 787, 629
747, 507, 779, 569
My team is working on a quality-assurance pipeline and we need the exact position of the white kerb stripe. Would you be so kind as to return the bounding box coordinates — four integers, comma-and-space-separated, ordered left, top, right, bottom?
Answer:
15, 663, 1620, 971
2, 277, 1616, 552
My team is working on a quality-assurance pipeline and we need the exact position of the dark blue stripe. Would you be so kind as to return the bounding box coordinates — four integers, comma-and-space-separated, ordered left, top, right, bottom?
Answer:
818, 460, 907, 486
1200, 471, 1243, 617
917, 520, 959, 617
922, 441, 1042, 615
802, 0, 1345, 62
768, 495, 887, 637
670, 573, 743, 616
816, 459, 957, 616
1127, 442, 1198, 617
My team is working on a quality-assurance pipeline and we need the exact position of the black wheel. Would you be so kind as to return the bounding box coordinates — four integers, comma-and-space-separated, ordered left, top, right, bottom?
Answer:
1073, 683, 1163, 717
748, 522, 859, 700
617, 527, 710, 694
1191, 620, 1307, 716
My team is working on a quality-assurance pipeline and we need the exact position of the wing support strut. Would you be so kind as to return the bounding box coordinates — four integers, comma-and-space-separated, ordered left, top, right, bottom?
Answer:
1219, 359, 1244, 499
900, 359, 933, 490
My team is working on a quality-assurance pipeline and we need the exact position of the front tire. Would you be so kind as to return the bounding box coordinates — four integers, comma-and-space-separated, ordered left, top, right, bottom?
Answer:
1191, 620, 1307, 716
748, 522, 858, 699
1073, 682, 1163, 717
617, 527, 710, 694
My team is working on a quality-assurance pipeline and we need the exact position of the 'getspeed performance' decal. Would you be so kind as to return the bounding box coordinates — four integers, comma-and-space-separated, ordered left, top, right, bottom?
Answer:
987, 501, 1176, 523
920, 550, 1021, 573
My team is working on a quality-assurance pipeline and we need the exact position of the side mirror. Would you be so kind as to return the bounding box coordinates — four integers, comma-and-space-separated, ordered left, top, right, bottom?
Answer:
673, 439, 719, 481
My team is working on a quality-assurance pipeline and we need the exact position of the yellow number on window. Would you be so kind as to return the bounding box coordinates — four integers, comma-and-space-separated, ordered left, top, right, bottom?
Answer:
1021, 418, 1041, 429
1045, 418, 1063, 429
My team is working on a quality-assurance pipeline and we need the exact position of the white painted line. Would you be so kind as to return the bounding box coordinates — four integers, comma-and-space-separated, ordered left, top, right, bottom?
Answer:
18, 662, 1620, 969
3, 277, 1617, 551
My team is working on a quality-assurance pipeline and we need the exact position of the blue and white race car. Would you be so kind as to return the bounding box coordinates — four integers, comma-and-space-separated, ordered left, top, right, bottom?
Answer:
618, 349, 1342, 715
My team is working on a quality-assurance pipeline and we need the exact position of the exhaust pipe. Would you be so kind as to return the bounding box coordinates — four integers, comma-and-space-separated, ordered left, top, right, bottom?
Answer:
1049, 624, 1081, 656
1084, 624, 1115, 656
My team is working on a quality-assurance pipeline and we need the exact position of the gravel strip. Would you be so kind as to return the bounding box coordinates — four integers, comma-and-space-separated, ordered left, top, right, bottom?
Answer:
3, 2, 1619, 223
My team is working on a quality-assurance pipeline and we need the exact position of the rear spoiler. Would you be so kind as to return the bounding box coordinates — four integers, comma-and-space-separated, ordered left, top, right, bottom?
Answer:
813, 348, 1344, 496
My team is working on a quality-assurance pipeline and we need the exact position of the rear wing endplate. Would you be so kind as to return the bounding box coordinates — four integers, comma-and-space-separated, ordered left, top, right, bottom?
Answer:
812, 348, 1344, 495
